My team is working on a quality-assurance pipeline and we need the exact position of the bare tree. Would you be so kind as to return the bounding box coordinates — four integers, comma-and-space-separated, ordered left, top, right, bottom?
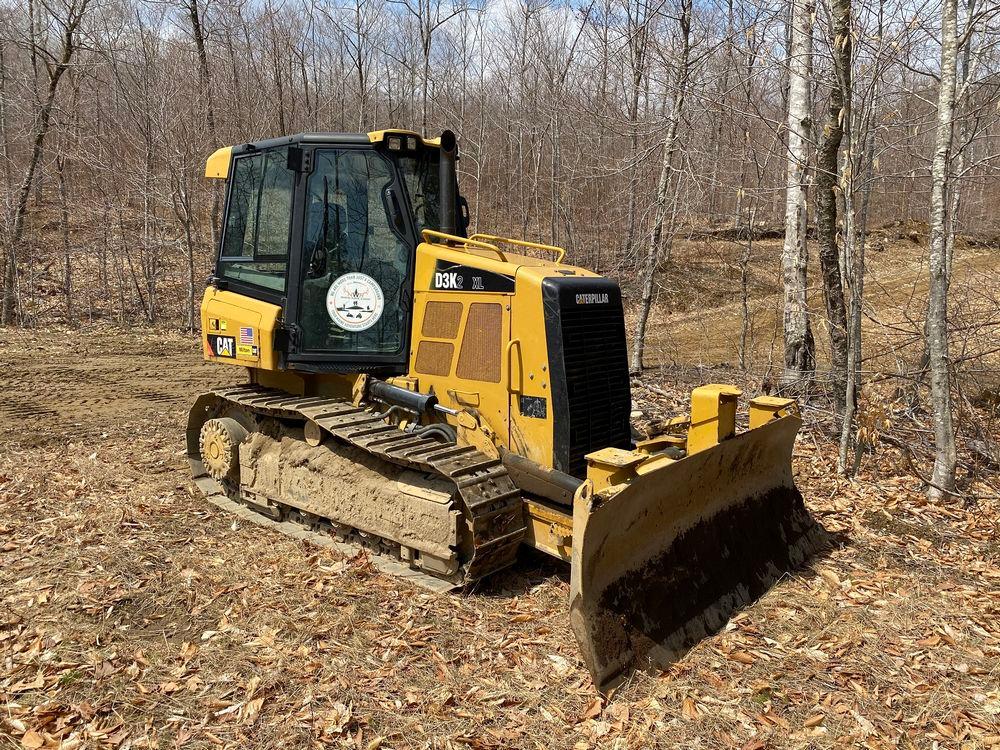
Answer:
814, 0, 851, 411
780, 0, 816, 387
171, 165, 198, 333
630, 0, 692, 374
839, 77, 876, 476
185, 0, 220, 245
56, 152, 71, 322
2, 0, 91, 325
925, 0, 958, 501
388, 0, 467, 134
621, 0, 656, 257
0, 40, 12, 192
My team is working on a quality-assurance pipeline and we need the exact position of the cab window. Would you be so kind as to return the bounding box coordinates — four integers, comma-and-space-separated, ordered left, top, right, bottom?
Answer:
397, 148, 441, 234
218, 148, 292, 292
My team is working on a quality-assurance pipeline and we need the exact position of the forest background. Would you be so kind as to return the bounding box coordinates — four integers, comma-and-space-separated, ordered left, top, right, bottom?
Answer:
1, 0, 999, 494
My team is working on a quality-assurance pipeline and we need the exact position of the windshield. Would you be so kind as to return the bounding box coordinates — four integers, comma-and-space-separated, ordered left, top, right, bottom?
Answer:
396, 148, 442, 235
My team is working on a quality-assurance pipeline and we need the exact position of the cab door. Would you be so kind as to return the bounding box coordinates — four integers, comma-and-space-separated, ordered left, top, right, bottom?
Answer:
286, 146, 417, 373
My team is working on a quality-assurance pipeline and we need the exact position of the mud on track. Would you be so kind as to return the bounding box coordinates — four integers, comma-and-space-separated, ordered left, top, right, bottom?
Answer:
1, 325, 999, 749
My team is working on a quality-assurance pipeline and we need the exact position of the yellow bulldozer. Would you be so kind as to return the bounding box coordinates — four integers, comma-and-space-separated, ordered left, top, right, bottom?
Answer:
187, 129, 821, 691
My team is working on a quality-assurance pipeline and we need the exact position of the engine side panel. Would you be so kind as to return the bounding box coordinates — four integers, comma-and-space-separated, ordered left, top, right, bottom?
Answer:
405, 240, 630, 474
406, 242, 517, 456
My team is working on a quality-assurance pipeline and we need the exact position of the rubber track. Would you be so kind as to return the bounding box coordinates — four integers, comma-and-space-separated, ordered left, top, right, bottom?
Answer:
196, 385, 526, 583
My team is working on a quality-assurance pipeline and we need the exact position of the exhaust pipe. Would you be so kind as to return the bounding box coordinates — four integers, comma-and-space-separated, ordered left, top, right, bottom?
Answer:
439, 129, 458, 235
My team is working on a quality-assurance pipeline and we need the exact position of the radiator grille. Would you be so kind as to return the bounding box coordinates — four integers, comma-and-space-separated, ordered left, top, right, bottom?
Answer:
543, 278, 632, 478
421, 301, 463, 339
415, 340, 453, 376
456, 303, 502, 383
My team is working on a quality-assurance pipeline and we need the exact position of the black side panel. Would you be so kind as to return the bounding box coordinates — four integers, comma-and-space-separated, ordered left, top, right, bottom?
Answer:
542, 277, 633, 478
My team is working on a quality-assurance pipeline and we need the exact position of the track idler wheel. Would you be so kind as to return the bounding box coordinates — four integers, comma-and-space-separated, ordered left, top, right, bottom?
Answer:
199, 417, 248, 482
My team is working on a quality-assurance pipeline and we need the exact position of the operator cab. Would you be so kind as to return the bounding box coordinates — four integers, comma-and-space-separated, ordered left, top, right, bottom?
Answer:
206, 130, 466, 374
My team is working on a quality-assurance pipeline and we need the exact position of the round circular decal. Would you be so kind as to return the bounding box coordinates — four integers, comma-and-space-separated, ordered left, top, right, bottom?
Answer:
326, 272, 384, 332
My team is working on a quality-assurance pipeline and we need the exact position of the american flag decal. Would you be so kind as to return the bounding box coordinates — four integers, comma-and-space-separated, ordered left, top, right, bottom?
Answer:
239, 327, 254, 345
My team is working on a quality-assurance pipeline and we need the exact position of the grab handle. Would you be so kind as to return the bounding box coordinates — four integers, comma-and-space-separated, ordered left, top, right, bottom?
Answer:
469, 233, 566, 264
421, 229, 508, 262
505, 339, 523, 394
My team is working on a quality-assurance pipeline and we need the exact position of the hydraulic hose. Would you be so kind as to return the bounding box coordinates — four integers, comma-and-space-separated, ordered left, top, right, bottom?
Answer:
407, 423, 457, 444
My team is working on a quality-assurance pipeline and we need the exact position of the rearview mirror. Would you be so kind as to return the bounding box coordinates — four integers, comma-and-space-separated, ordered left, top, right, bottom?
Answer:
459, 196, 471, 234
287, 146, 313, 173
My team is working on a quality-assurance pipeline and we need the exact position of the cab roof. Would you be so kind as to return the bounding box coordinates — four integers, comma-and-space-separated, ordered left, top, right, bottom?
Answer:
205, 129, 441, 180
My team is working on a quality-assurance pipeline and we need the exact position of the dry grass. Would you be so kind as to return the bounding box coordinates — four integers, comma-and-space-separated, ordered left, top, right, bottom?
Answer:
1, 326, 999, 749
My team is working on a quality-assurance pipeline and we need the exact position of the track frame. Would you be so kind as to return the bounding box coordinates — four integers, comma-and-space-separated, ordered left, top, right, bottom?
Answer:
187, 385, 527, 587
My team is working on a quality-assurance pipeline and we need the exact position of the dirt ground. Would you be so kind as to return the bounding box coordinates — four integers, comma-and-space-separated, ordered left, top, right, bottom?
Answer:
1, 326, 999, 749
640, 228, 1000, 383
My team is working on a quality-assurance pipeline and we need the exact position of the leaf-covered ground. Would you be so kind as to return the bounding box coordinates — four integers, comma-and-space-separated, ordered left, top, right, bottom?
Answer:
1, 326, 998, 749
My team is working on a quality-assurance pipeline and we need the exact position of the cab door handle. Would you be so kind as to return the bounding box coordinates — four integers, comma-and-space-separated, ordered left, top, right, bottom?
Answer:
384, 187, 406, 234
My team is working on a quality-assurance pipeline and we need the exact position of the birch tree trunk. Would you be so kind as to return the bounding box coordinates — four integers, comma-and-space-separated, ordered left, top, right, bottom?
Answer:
945, 9, 972, 279
780, 0, 816, 388
629, 0, 692, 374
926, 0, 958, 501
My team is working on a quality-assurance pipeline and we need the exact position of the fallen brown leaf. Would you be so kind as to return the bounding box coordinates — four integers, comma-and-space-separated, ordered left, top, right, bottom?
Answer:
577, 698, 602, 723
729, 651, 756, 665
682, 697, 700, 720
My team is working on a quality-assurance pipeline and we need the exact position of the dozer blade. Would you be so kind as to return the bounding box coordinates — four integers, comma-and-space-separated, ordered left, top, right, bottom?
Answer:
569, 413, 824, 692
